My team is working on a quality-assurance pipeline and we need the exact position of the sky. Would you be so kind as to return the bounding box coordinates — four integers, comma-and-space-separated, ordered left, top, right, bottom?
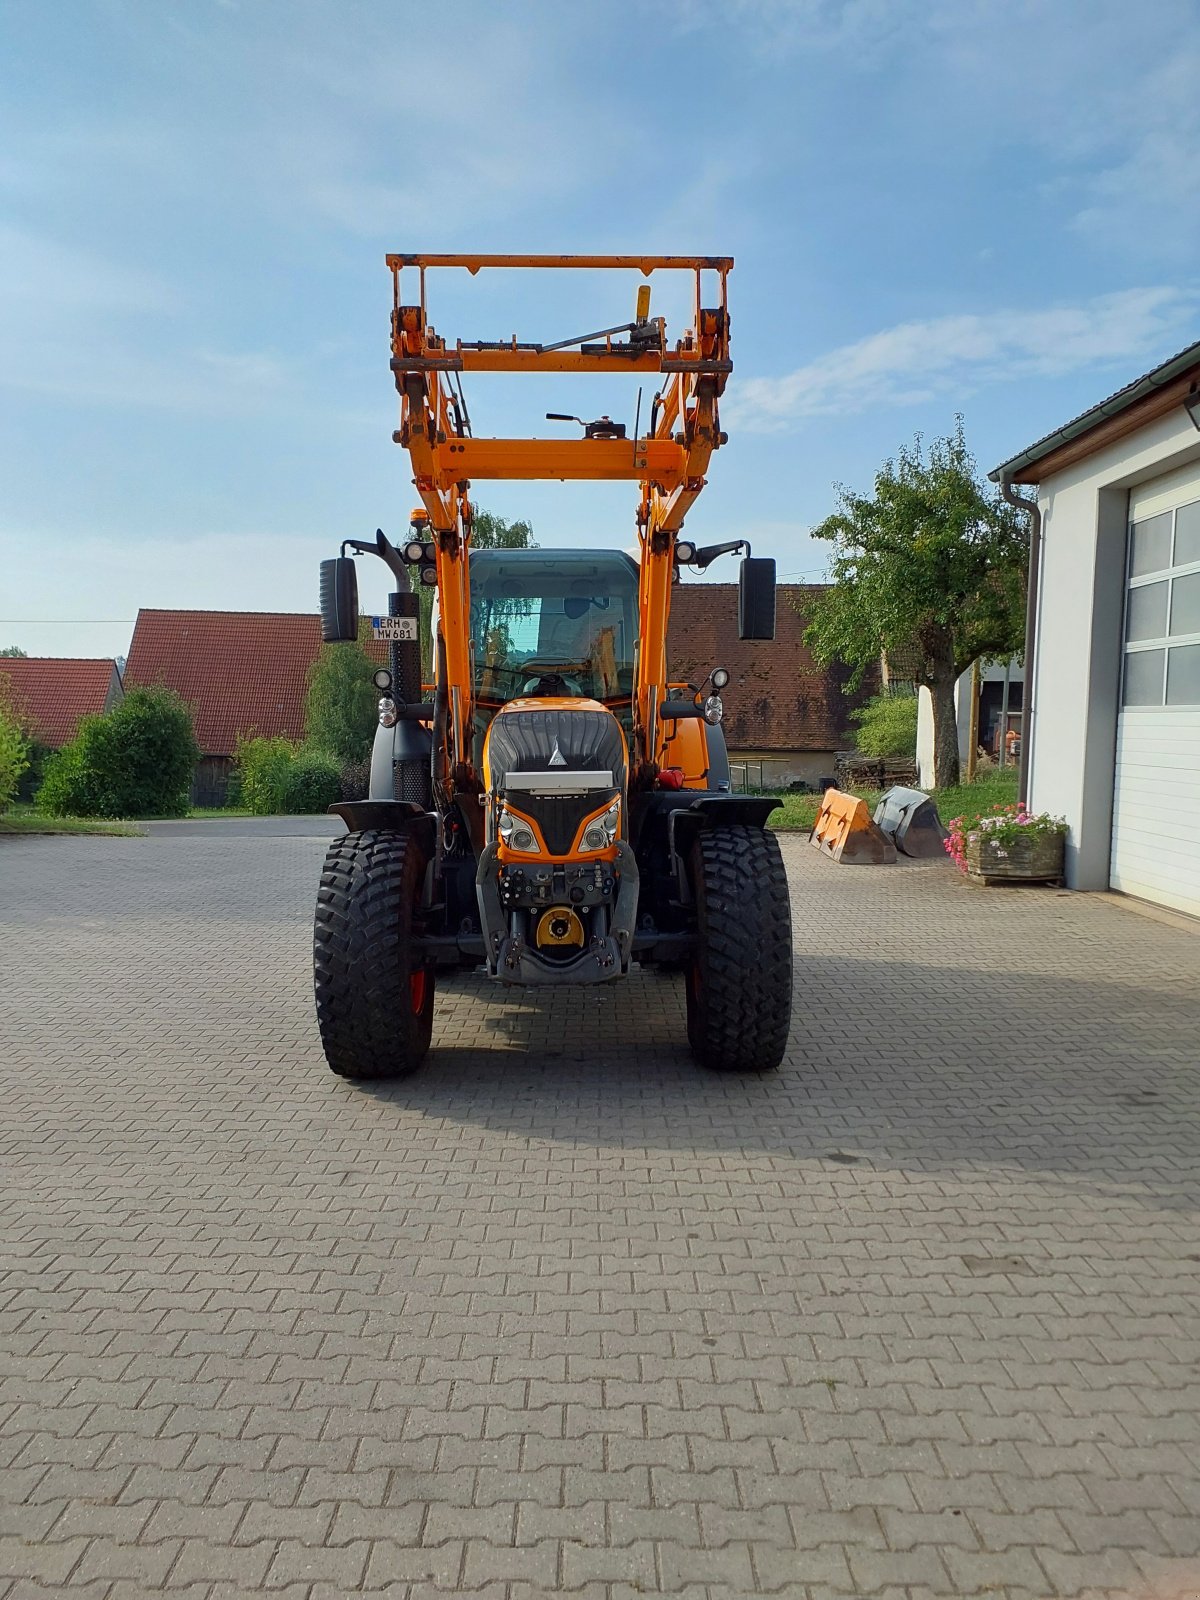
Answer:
2, 0, 1199, 660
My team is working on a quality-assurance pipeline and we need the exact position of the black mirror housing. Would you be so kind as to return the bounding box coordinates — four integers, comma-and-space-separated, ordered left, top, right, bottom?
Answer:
738, 556, 776, 640
320, 557, 360, 643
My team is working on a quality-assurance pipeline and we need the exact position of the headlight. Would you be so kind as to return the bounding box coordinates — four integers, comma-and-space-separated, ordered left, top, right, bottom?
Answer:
580, 799, 620, 852
378, 697, 398, 727
703, 694, 724, 725
498, 805, 540, 853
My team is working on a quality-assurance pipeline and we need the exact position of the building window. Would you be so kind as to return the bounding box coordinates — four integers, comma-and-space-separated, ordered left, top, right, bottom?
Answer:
1122, 497, 1200, 707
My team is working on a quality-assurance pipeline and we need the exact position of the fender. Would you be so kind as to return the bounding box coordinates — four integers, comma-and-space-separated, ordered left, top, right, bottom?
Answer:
665, 794, 782, 903
676, 795, 780, 829
328, 800, 437, 858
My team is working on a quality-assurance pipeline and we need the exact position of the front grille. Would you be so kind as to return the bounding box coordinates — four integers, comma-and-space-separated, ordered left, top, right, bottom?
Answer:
509, 787, 619, 856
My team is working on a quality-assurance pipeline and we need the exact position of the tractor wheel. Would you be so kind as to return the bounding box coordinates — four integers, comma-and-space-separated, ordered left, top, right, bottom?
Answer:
685, 825, 793, 1072
313, 829, 434, 1080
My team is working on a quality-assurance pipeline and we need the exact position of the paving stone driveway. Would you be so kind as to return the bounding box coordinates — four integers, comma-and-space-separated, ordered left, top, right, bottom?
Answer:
1, 826, 1199, 1600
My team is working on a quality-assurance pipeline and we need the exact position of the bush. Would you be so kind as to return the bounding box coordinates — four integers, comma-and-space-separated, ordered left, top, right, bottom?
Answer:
850, 692, 918, 758
0, 703, 30, 812
281, 749, 341, 814
37, 686, 198, 818
234, 735, 298, 816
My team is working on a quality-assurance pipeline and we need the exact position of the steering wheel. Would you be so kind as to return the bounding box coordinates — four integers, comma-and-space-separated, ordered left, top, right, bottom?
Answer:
521, 672, 583, 696
516, 659, 587, 696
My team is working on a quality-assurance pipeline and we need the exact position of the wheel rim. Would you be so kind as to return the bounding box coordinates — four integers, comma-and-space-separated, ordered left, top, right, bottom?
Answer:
410, 969, 428, 1014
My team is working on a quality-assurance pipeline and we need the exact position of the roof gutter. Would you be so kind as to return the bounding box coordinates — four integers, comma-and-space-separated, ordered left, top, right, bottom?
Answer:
990, 342, 1200, 483
998, 473, 1041, 807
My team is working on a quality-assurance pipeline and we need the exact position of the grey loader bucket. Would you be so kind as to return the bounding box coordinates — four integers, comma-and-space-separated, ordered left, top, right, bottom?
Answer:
873, 786, 948, 859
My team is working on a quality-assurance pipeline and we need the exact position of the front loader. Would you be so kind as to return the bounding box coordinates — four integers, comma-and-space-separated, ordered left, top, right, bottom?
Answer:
313, 255, 792, 1078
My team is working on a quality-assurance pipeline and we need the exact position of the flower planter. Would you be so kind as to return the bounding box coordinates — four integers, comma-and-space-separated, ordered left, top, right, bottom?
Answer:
963, 831, 1064, 886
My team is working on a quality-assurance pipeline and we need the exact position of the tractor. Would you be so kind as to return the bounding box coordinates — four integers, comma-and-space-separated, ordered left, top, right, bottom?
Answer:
314, 255, 792, 1078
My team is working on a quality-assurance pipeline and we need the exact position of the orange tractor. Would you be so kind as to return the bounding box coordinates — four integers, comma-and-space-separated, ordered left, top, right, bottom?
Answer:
315, 256, 791, 1077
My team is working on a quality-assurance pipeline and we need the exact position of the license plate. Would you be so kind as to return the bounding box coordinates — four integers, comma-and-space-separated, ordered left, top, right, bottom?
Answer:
371, 616, 419, 641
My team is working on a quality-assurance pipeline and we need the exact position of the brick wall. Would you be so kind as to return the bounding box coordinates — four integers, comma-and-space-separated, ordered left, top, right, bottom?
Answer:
667, 583, 876, 753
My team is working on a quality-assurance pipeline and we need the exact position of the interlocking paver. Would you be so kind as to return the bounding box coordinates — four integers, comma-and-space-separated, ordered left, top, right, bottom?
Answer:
1, 825, 1199, 1597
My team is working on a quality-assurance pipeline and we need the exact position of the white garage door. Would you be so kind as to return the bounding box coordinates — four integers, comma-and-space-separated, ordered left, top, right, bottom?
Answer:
1111, 465, 1200, 916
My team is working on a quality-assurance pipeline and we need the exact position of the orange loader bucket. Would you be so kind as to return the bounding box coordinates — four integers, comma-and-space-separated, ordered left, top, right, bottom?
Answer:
810, 788, 897, 865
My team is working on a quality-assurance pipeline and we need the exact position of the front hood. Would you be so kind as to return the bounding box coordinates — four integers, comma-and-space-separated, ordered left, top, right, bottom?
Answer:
483, 699, 628, 793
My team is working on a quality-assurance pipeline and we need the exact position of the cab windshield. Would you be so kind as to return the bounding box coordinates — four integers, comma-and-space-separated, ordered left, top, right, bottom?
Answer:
470, 548, 639, 704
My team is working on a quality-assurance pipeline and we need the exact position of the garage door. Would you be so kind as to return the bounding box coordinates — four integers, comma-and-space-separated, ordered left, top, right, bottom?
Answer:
1111, 465, 1200, 916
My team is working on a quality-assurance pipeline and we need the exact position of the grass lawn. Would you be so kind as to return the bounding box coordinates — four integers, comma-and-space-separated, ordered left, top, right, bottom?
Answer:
3, 804, 262, 831
0, 807, 143, 837
768, 767, 1019, 832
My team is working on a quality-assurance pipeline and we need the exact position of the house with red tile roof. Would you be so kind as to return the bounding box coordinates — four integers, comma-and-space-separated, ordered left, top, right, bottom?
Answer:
0, 656, 124, 749
667, 584, 876, 788
123, 609, 387, 805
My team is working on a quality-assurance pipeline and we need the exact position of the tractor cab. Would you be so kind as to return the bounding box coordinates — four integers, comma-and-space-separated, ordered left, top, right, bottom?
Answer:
469, 548, 639, 707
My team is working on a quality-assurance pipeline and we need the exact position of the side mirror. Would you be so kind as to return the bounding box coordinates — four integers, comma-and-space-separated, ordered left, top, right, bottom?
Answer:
319, 557, 360, 643
738, 557, 776, 640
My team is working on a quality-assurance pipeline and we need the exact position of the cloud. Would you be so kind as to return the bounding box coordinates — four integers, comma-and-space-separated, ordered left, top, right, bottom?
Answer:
729, 288, 1199, 432
1071, 47, 1200, 248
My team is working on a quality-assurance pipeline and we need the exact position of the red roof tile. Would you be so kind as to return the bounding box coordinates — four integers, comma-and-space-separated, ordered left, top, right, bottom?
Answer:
0, 657, 123, 748
123, 610, 387, 757
668, 584, 875, 751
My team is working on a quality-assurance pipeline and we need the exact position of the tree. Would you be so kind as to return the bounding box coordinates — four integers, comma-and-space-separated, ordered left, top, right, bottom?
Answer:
304, 629, 379, 765
472, 508, 536, 550
0, 689, 30, 811
805, 424, 1026, 787
0, 645, 27, 657
411, 504, 536, 678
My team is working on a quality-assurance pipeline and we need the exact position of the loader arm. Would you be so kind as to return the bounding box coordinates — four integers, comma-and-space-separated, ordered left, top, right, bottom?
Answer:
386, 254, 733, 787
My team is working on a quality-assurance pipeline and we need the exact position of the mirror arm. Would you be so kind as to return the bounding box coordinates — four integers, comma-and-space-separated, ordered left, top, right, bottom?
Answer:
340, 529, 409, 587
692, 538, 750, 572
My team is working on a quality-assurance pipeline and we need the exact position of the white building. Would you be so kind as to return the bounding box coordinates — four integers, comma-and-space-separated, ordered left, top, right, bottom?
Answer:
991, 342, 1200, 917
916, 658, 1023, 791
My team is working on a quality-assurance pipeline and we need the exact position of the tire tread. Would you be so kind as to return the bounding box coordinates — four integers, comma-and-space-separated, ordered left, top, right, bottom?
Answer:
686, 825, 792, 1071
313, 830, 433, 1080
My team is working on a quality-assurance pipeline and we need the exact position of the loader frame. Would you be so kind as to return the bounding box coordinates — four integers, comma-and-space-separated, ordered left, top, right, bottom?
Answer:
386, 254, 733, 794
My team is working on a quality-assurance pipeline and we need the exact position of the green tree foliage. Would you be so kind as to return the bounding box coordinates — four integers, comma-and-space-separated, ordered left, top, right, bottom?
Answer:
233, 736, 298, 815
0, 645, 28, 657
38, 686, 199, 817
304, 630, 378, 764
472, 508, 536, 550
850, 691, 919, 758
411, 505, 536, 678
0, 698, 30, 812
281, 749, 341, 814
805, 423, 1026, 787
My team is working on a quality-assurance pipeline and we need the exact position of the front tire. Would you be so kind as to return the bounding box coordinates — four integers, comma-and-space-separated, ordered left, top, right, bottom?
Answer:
314, 829, 434, 1080
686, 825, 792, 1071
